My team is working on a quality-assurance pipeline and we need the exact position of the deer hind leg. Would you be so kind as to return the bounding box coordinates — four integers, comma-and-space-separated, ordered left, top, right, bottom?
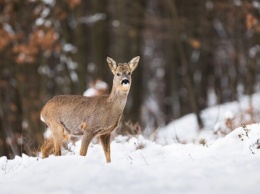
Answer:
41, 137, 54, 158
41, 132, 71, 158
51, 123, 64, 156
100, 133, 111, 163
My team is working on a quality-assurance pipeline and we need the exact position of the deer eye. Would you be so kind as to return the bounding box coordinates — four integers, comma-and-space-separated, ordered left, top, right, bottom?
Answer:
128, 72, 131, 75
116, 73, 120, 76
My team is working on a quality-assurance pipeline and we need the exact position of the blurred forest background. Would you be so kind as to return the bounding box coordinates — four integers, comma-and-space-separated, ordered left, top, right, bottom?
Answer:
1, 0, 260, 158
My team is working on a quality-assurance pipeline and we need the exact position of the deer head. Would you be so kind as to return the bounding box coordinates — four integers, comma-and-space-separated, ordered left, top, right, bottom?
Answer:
107, 56, 140, 92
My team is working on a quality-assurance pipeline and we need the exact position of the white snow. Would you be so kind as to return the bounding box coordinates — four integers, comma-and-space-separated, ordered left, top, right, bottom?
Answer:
41, 0, 55, 6
35, 18, 45, 26
83, 80, 108, 97
95, 80, 108, 90
63, 44, 77, 53
3, 23, 14, 35
78, 13, 107, 25
83, 87, 97, 97
253, 0, 260, 8
1, 93, 260, 194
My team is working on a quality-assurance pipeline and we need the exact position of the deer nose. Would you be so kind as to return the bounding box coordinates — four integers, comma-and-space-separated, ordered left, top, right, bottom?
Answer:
121, 78, 130, 85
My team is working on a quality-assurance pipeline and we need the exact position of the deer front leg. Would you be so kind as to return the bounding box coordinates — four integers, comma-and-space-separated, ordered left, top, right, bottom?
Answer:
100, 133, 111, 163
80, 131, 94, 156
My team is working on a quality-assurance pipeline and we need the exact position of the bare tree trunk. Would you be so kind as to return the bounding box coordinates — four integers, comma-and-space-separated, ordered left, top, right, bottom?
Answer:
0, 76, 23, 158
141, 0, 169, 134
90, 0, 109, 81
16, 62, 44, 155
0, 46, 23, 158
0, 116, 11, 157
167, 0, 203, 129
124, 1, 146, 123
75, 4, 89, 94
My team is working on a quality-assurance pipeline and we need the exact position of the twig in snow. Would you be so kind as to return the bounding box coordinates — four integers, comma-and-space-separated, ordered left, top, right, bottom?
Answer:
140, 151, 149, 166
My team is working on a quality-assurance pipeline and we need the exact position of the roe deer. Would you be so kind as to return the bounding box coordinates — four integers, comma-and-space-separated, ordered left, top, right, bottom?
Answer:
40, 56, 140, 163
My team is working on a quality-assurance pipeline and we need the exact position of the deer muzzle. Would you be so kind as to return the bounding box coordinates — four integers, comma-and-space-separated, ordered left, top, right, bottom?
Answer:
121, 79, 130, 86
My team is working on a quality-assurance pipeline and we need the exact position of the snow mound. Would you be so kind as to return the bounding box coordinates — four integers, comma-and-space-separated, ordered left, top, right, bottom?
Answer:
156, 114, 198, 144
1, 124, 260, 194
210, 123, 260, 155
157, 93, 260, 145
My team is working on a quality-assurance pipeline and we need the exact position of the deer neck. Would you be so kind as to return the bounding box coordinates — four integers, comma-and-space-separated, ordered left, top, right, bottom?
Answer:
108, 84, 129, 111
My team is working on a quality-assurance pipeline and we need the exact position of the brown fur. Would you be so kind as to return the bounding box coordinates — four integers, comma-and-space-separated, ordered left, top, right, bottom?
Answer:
40, 56, 140, 163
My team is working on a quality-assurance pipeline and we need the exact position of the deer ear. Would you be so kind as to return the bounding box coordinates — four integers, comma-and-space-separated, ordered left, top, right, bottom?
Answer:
107, 56, 117, 74
128, 56, 140, 72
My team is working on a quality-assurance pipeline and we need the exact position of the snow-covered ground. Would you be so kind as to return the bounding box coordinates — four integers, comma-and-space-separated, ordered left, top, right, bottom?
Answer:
1, 93, 260, 194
